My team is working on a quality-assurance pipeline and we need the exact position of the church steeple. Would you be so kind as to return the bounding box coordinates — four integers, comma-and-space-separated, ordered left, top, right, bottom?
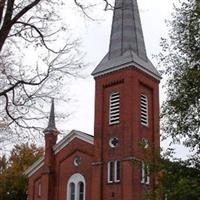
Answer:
91, 1, 160, 199
44, 99, 59, 135
92, 0, 161, 79
109, 0, 147, 60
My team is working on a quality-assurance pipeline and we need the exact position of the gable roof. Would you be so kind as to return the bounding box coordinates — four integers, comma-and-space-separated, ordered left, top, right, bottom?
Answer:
53, 130, 94, 154
24, 157, 44, 177
24, 130, 94, 177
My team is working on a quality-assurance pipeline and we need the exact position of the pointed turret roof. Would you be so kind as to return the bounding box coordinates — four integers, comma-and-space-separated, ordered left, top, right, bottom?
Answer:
92, 0, 161, 79
43, 99, 59, 134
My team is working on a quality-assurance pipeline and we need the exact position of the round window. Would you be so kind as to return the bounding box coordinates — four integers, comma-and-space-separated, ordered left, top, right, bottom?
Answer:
109, 137, 119, 148
73, 156, 81, 166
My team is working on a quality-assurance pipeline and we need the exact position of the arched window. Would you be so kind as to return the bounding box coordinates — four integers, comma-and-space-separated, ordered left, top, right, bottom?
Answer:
78, 182, 84, 200
69, 183, 75, 200
67, 173, 85, 200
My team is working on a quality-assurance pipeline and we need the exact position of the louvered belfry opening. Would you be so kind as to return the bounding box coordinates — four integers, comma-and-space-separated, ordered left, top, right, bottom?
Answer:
140, 94, 148, 126
109, 92, 120, 125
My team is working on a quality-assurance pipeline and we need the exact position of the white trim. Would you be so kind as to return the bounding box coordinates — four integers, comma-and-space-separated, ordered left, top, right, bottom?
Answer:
54, 130, 94, 154
67, 173, 86, 200
107, 161, 114, 183
93, 61, 161, 81
108, 160, 121, 183
114, 160, 120, 183
141, 162, 145, 184
24, 157, 44, 177
146, 164, 150, 184
141, 162, 150, 185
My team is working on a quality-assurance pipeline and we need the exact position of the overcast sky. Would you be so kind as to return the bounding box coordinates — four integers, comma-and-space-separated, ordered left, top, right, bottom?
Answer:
58, 0, 174, 133
0, 0, 190, 160
55, 0, 189, 158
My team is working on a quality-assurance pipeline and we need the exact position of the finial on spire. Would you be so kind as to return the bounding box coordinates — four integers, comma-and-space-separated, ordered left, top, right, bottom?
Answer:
44, 98, 59, 135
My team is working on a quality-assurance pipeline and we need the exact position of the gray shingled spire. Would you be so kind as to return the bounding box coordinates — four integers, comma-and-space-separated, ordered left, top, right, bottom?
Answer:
92, 0, 161, 79
44, 99, 59, 134
109, 0, 147, 60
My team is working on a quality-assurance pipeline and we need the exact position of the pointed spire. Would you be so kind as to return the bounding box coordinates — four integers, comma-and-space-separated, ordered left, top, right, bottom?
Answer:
109, 0, 147, 60
44, 99, 59, 135
92, 0, 161, 79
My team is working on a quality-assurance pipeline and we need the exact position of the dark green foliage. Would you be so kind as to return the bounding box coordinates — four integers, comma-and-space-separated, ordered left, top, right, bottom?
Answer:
159, 0, 200, 156
156, 1, 200, 198
0, 143, 43, 200
157, 159, 200, 200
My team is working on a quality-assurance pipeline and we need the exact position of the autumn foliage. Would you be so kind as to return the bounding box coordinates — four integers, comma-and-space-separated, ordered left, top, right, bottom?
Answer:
0, 143, 43, 200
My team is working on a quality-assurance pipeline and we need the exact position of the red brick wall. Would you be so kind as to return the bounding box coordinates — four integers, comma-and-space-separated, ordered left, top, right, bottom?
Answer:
28, 138, 94, 200
28, 65, 160, 200
54, 138, 94, 200
92, 66, 160, 200
28, 169, 42, 200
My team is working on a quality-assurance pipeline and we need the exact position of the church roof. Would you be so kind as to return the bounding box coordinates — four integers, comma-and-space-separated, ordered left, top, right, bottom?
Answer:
24, 130, 93, 177
92, 0, 161, 80
53, 130, 94, 154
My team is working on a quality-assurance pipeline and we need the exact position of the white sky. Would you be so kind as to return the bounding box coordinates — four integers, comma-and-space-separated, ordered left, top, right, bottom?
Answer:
0, 0, 190, 160
58, 0, 174, 133
55, 0, 190, 159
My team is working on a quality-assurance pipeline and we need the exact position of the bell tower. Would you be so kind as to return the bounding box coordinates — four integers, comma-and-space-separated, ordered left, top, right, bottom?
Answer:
91, 0, 161, 199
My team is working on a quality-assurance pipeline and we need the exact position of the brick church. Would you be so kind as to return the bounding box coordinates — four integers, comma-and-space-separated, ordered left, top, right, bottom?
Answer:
25, 0, 161, 199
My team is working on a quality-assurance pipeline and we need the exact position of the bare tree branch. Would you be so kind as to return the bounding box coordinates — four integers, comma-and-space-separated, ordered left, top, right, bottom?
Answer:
0, 0, 114, 148
11, 0, 41, 23
0, 0, 6, 25
15, 21, 60, 53
103, 0, 114, 10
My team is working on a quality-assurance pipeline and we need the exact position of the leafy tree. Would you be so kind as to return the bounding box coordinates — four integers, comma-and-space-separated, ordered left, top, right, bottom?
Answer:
156, 1, 200, 197
0, 143, 43, 200
159, 0, 200, 162
155, 159, 200, 200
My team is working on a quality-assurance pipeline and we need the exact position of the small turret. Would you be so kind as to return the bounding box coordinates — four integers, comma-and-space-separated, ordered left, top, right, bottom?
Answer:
43, 99, 58, 200
44, 99, 59, 166
44, 98, 59, 135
